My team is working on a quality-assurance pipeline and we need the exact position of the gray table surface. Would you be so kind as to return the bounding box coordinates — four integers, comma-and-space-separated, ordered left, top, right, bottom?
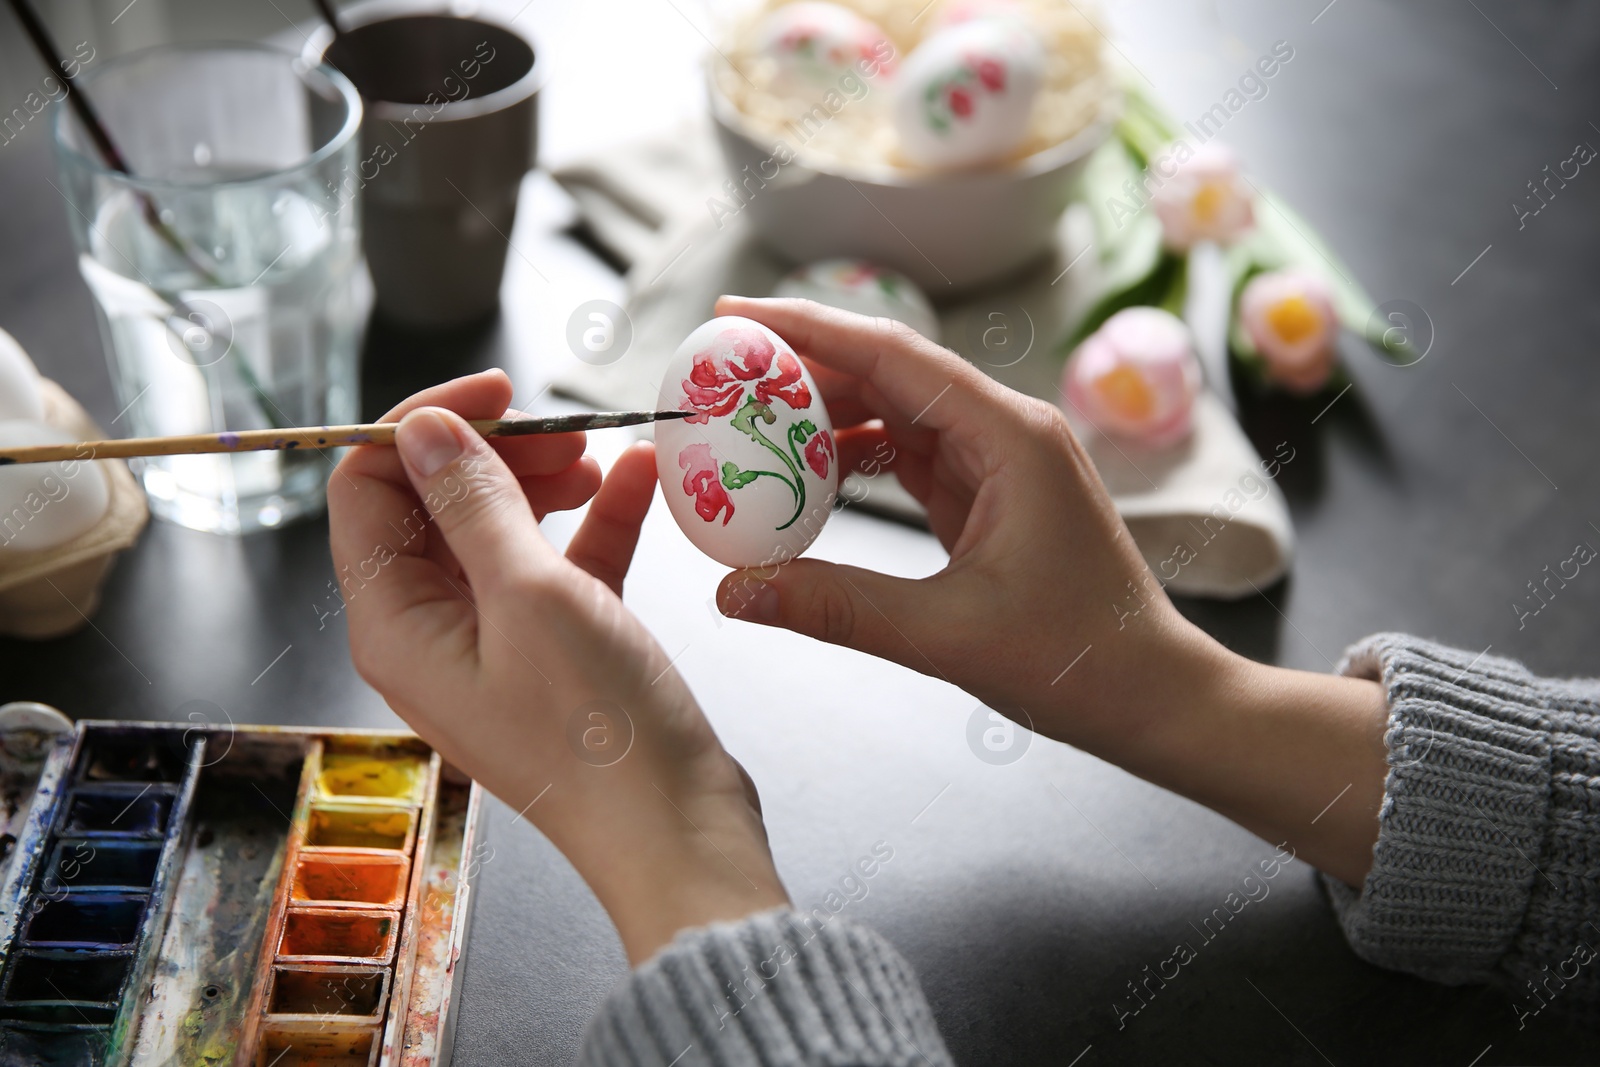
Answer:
2, 1, 1599, 1064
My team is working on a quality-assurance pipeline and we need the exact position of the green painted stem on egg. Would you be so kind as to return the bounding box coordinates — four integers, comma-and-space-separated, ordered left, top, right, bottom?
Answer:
731, 395, 808, 531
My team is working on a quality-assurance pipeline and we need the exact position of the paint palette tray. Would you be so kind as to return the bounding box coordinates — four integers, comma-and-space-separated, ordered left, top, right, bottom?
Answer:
0, 714, 484, 1067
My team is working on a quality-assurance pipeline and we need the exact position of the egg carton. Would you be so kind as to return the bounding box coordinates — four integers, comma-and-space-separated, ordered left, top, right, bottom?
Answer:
0, 380, 148, 640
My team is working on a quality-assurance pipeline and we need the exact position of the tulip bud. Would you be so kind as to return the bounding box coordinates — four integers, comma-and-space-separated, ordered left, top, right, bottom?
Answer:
1151, 142, 1254, 250
1238, 268, 1339, 394
1063, 307, 1201, 447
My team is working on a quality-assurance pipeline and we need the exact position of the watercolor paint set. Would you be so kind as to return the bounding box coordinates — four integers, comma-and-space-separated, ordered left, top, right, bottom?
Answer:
0, 707, 484, 1067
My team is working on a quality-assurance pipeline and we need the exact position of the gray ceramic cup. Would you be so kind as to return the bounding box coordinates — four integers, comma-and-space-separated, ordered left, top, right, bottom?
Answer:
306, 5, 540, 326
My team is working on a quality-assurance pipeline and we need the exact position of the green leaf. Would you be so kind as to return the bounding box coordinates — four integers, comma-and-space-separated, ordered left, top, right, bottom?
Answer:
720, 461, 763, 490
1121, 80, 1182, 138
1223, 251, 1267, 363
1238, 192, 1372, 318
1098, 199, 1163, 292
1362, 304, 1428, 363
1113, 82, 1182, 168
1078, 137, 1147, 247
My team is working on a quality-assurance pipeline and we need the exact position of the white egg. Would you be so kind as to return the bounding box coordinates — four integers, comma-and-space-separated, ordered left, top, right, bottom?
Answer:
0, 327, 45, 422
655, 316, 838, 569
773, 258, 941, 342
756, 2, 896, 99
892, 18, 1045, 169
0, 420, 110, 553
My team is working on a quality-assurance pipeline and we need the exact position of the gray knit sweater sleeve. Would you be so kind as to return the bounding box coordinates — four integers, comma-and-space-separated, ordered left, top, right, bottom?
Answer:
577, 908, 952, 1066
1326, 633, 1600, 1020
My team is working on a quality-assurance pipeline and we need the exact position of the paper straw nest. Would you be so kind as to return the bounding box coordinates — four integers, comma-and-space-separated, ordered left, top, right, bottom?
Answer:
711, 0, 1112, 172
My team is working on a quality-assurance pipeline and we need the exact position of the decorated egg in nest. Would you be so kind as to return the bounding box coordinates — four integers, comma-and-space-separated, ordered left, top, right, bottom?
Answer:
756, 2, 897, 98
892, 18, 1045, 169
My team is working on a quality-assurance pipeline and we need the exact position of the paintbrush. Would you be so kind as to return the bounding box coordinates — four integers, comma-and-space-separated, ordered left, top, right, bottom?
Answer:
0, 411, 693, 465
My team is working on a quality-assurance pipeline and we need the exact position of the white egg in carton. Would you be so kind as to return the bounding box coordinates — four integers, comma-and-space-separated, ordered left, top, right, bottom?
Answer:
0, 328, 148, 639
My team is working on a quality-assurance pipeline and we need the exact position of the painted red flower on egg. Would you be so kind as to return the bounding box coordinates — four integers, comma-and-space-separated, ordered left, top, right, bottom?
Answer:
975, 58, 1005, 92
680, 327, 782, 424
804, 429, 834, 478
754, 350, 811, 410
923, 55, 1011, 134
679, 443, 734, 525
675, 325, 826, 533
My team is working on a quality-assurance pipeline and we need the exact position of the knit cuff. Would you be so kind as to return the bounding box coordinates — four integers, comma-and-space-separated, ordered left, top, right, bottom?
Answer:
578, 908, 952, 1067
1322, 633, 1554, 984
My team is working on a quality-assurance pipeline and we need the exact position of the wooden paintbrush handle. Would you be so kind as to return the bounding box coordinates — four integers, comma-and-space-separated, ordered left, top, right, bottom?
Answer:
0, 412, 689, 466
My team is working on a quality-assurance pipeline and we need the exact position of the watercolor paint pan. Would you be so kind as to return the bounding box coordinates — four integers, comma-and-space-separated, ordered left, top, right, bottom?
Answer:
0, 710, 79, 980
317, 749, 429, 807
268, 964, 389, 1022
0, 948, 133, 1025
55, 788, 175, 840
277, 907, 401, 965
0, 722, 204, 1067
257, 1023, 381, 1067
241, 738, 443, 1065
0, 719, 483, 1067
303, 804, 420, 854
291, 851, 410, 909
41, 841, 162, 894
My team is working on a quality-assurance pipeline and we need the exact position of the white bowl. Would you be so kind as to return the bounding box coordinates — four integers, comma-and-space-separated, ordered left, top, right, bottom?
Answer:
709, 83, 1115, 294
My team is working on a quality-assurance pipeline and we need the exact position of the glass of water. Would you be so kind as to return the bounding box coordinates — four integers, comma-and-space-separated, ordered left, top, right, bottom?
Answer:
54, 44, 366, 534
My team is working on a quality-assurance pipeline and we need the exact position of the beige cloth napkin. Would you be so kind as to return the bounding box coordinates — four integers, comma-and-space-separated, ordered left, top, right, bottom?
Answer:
550, 122, 1292, 598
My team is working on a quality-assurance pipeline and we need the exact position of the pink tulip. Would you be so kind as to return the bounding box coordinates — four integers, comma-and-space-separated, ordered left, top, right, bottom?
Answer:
1239, 268, 1339, 394
1151, 142, 1255, 250
1062, 307, 1201, 447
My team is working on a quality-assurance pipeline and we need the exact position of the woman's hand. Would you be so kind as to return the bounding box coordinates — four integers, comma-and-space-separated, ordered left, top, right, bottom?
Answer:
712, 297, 1389, 887
712, 296, 1203, 754
328, 370, 788, 964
